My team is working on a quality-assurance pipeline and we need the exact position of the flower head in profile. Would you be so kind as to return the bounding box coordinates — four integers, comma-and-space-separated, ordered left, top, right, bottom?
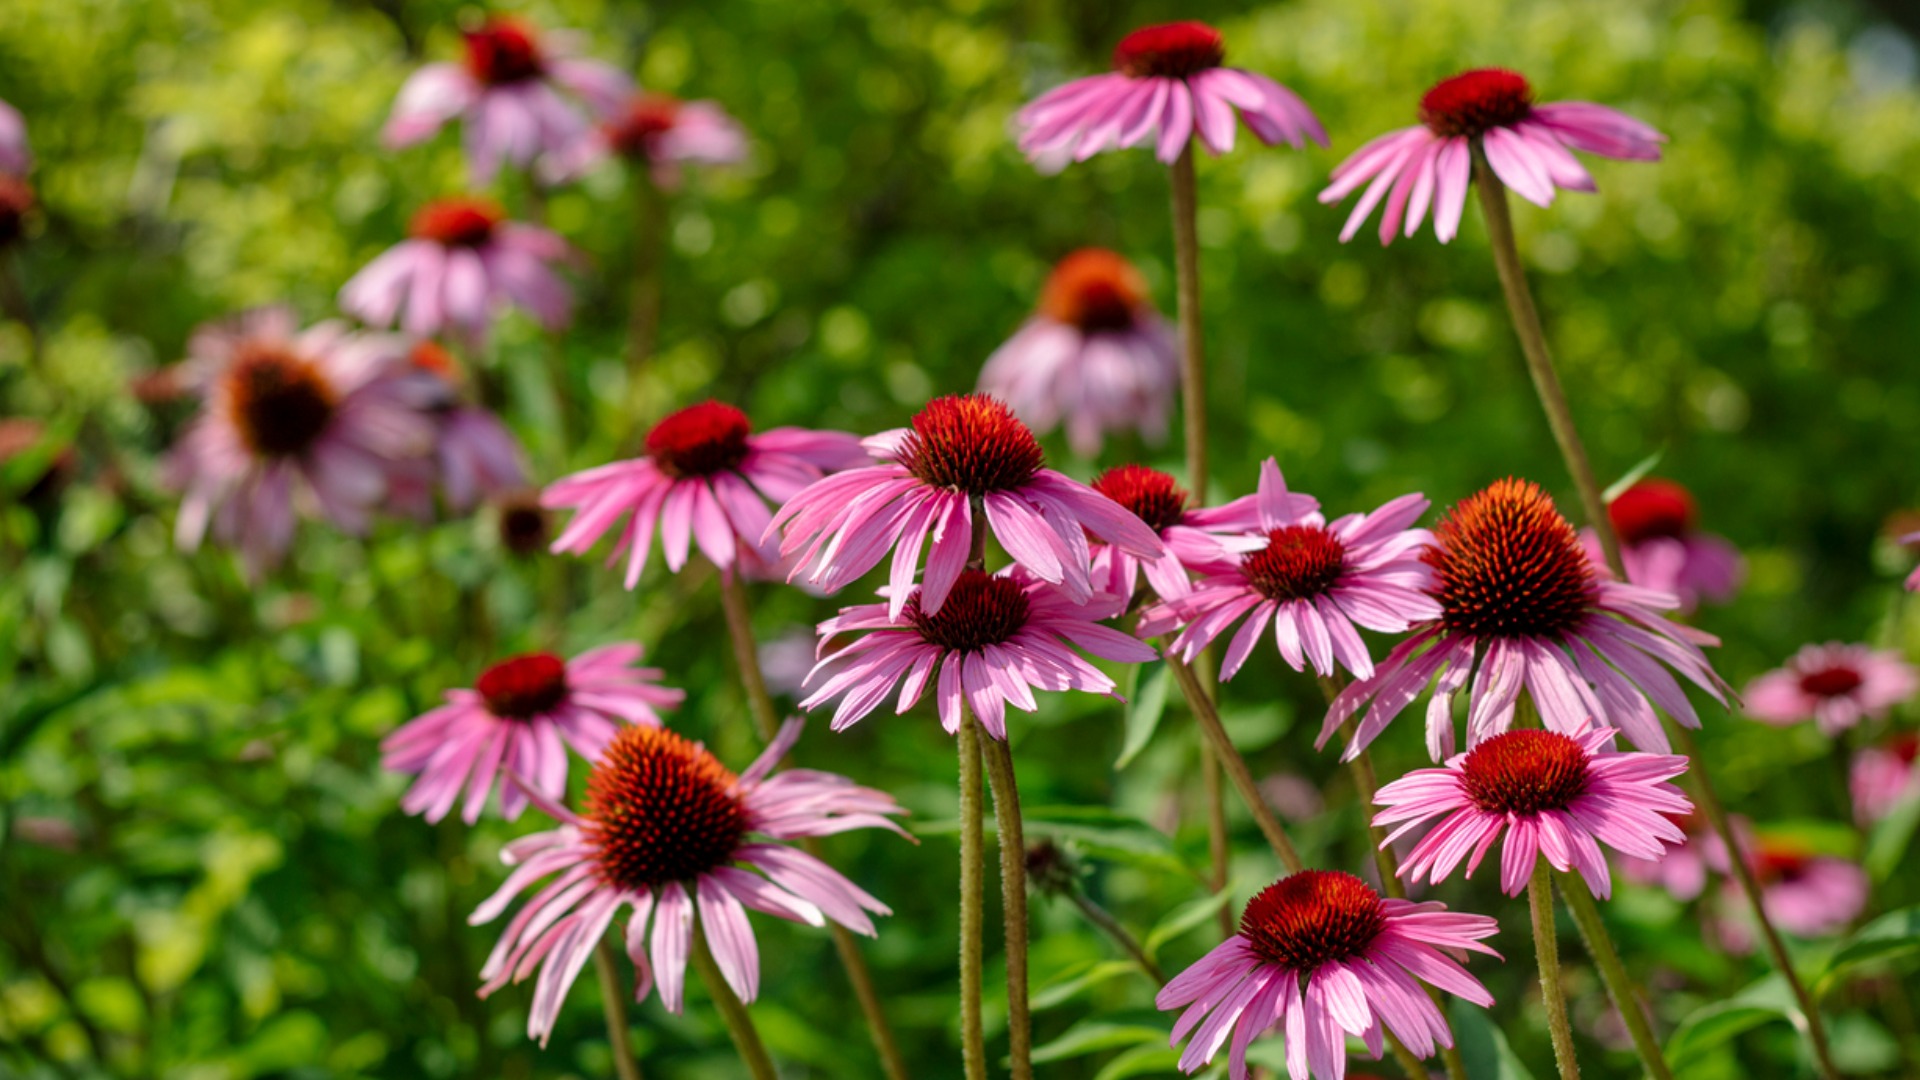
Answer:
382, 644, 681, 824
801, 567, 1156, 739
770, 394, 1165, 619
1745, 643, 1918, 736
1374, 722, 1693, 898
543, 92, 748, 187
1582, 479, 1743, 612
340, 197, 576, 343
1084, 463, 1305, 603
977, 249, 1178, 458
1155, 869, 1500, 1080
1142, 461, 1439, 682
544, 400, 868, 583
1322, 478, 1731, 761
1017, 21, 1325, 167
383, 17, 633, 184
387, 341, 528, 516
1320, 68, 1665, 245
0, 98, 29, 175
471, 719, 906, 1043
1852, 733, 1919, 825
166, 305, 433, 574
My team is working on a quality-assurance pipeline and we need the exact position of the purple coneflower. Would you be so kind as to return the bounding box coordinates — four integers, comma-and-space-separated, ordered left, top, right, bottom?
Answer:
339, 197, 575, 343
1374, 723, 1693, 898
471, 718, 906, 1043
543, 92, 748, 187
166, 306, 433, 574
1728, 839, 1869, 946
383, 17, 632, 184
1320, 68, 1664, 245
1852, 733, 1919, 825
390, 340, 528, 515
1085, 464, 1294, 603
0, 98, 28, 175
1322, 478, 1731, 761
1016, 21, 1324, 167
382, 644, 681, 824
1155, 869, 1500, 1080
977, 249, 1178, 458
769, 394, 1165, 619
1744, 642, 1918, 736
1141, 461, 1439, 682
801, 567, 1156, 740
1584, 479, 1743, 612
544, 400, 868, 583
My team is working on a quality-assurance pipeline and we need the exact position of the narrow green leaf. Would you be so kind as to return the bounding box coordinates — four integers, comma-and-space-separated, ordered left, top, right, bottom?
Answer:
1116, 661, 1170, 769
1032, 960, 1138, 1011
1092, 1045, 1184, 1080
1665, 974, 1798, 1068
1815, 906, 1920, 995
1029, 1020, 1165, 1064
1603, 448, 1665, 503
1143, 887, 1234, 957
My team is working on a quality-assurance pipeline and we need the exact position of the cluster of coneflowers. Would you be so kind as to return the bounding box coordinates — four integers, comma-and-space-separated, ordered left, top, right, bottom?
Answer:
12, 10, 1903, 1080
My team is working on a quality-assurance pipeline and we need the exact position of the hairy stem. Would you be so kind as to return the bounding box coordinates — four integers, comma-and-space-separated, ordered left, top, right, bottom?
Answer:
958, 713, 988, 1080
1168, 142, 1208, 500
1166, 655, 1304, 873
1528, 860, 1582, 1080
691, 926, 777, 1080
1066, 891, 1165, 984
1200, 743, 1233, 935
594, 937, 645, 1080
1556, 873, 1673, 1080
717, 568, 780, 743
982, 737, 1033, 1080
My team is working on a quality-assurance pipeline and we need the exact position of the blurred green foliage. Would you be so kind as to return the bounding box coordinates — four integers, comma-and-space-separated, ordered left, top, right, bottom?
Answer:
3, 0, 1920, 1077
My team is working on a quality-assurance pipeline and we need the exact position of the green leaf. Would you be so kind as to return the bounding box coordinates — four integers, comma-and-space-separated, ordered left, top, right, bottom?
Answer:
1092, 1045, 1184, 1080
1019, 806, 1191, 875
1814, 906, 1920, 995
1864, 787, 1920, 882
1030, 1020, 1165, 1064
1665, 974, 1799, 1069
1450, 996, 1538, 1080
1116, 661, 1170, 769
1032, 960, 1138, 1011
1603, 448, 1666, 503
1143, 887, 1234, 957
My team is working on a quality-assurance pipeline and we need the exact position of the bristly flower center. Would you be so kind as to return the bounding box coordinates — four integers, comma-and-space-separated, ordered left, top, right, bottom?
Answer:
1420, 68, 1534, 138
1751, 843, 1810, 886
463, 19, 545, 85
1112, 21, 1226, 79
476, 652, 570, 719
1798, 665, 1864, 699
1240, 870, 1387, 971
1609, 480, 1696, 545
897, 394, 1045, 495
498, 494, 550, 558
585, 726, 749, 890
1428, 477, 1599, 639
1460, 729, 1592, 815
410, 198, 503, 247
606, 95, 683, 159
1092, 465, 1187, 534
1041, 249, 1146, 334
907, 570, 1032, 653
645, 401, 753, 478
224, 344, 338, 458
1243, 525, 1347, 602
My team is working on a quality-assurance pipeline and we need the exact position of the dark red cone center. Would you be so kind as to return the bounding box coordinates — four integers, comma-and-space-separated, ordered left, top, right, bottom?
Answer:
645, 400, 753, 478
1460, 729, 1592, 815
1243, 524, 1348, 602
1112, 21, 1226, 79
409, 198, 503, 247
463, 19, 545, 85
0, 177, 32, 248
1609, 479, 1696, 545
1240, 870, 1387, 971
477, 653, 570, 719
225, 344, 338, 458
1429, 478, 1599, 639
908, 570, 1032, 653
1420, 68, 1534, 138
585, 725, 748, 890
606, 94, 684, 159
1092, 465, 1186, 534
1799, 665, 1864, 699
897, 394, 1044, 496
1040, 249, 1146, 334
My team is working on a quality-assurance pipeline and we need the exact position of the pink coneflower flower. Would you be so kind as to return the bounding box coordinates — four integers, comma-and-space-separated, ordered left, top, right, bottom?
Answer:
382, 17, 632, 185
0, 98, 28, 175
1730, 841, 1869, 944
545, 400, 868, 583
1852, 733, 1919, 825
382, 644, 681, 825
1320, 68, 1665, 245
1375, 723, 1693, 898
542, 92, 748, 187
340, 198, 575, 343
1744, 642, 1918, 736
1322, 478, 1731, 761
471, 718, 906, 1043
977, 249, 1178, 458
166, 306, 433, 574
1016, 21, 1325, 167
387, 341, 528, 516
1582, 479, 1743, 612
1155, 869, 1500, 1080
801, 566, 1157, 739
1084, 464, 1298, 603
1142, 461, 1439, 682
770, 394, 1166, 619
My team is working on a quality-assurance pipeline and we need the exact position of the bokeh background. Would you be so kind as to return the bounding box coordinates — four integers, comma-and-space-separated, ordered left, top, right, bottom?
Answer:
4, 0, 1920, 1076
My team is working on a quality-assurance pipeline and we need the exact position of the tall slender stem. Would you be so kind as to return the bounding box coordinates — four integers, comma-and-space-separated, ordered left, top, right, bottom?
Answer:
1556, 873, 1674, 1080
1166, 656, 1304, 873
594, 937, 646, 1080
712, 562, 910, 1080
982, 737, 1032, 1080
1168, 143, 1208, 500
690, 926, 777, 1080
1527, 860, 1582, 1080
1065, 891, 1165, 984
1200, 744, 1232, 935
957, 713, 988, 1080
1474, 160, 1839, 1080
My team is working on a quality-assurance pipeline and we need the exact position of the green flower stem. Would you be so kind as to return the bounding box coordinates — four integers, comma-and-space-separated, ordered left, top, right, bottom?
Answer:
691, 925, 777, 1080
1166, 655, 1304, 874
1528, 860, 1582, 1080
1556, 872, 1674, 1080
982, 736, 1032, 1080
957, 712, 988, 1080
593, 936, 645, 1080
